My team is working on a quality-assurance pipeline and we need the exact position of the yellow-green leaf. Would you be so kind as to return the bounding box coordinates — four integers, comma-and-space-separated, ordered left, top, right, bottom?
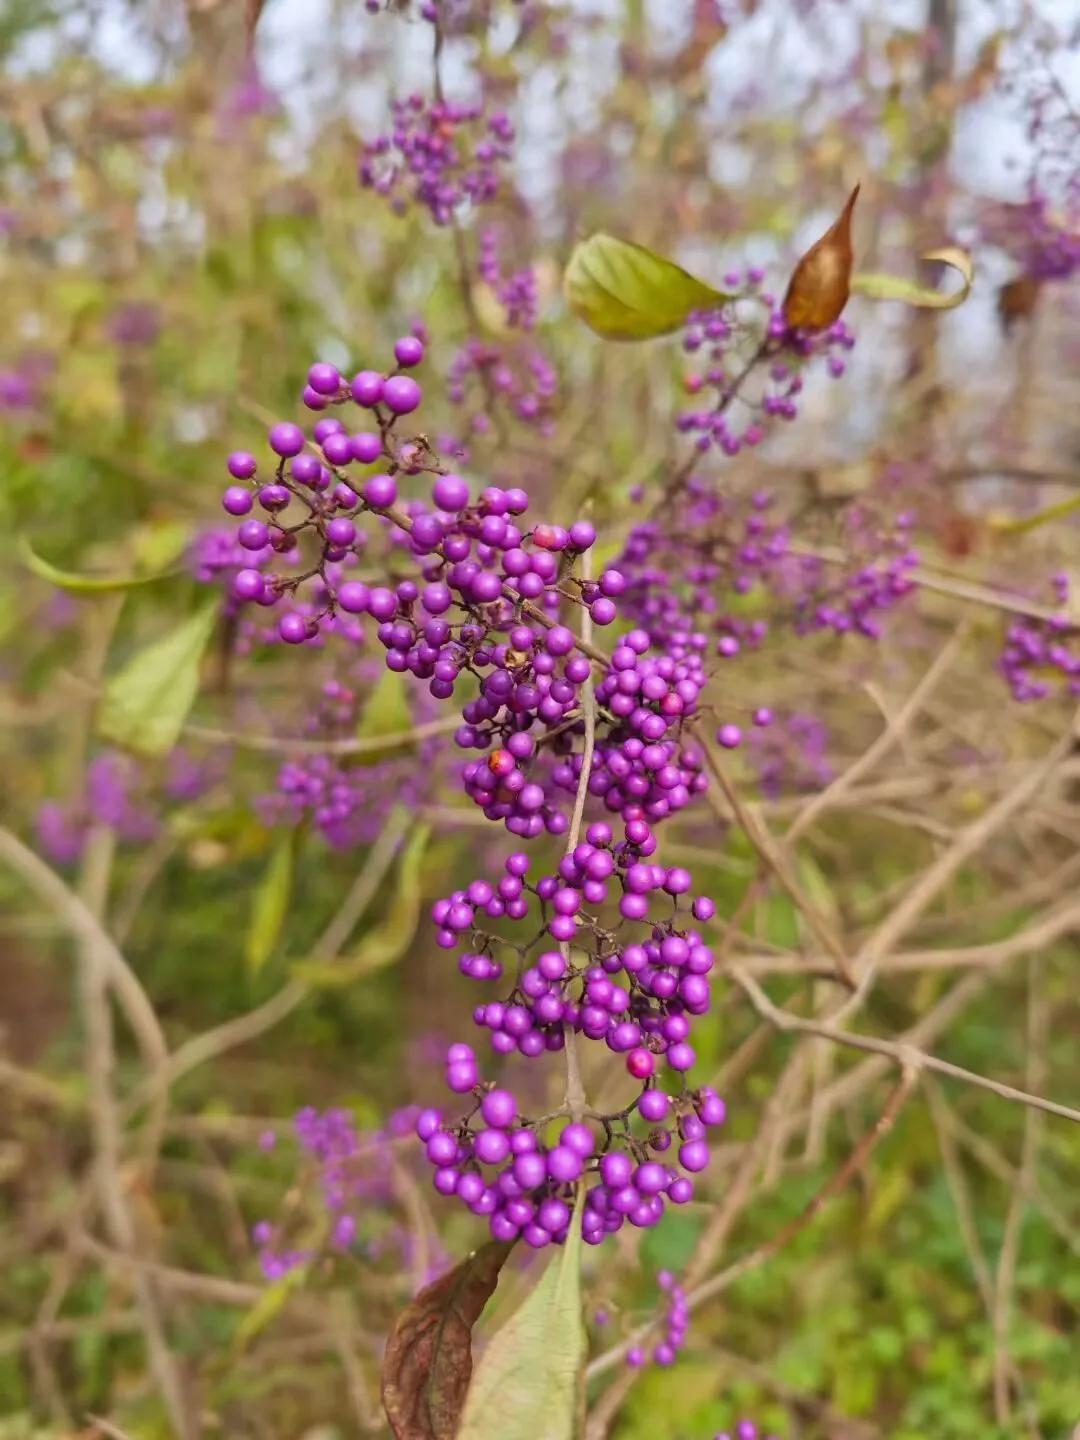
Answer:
233, 1265, 308, 1354
851, 246, 973, 310
98, 599, 217, 756
456, 1190, 586, 1440
564, 233, 730, 341
19, 536, 184, 594
353, 668, 414, 764
246, 828, 299, 974
294, 821, 430, 987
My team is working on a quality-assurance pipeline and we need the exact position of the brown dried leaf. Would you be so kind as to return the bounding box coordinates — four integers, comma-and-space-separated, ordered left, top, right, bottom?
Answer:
381, 1241, 513, 1440
997, 275, 1040, 333
782, 184, 860, 331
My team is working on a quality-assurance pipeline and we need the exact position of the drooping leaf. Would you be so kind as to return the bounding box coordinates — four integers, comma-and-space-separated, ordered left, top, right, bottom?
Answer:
233, 1265, 308, 1355
564, 233, 730, 341
19, 535, 184, 594
353, 667, 414, 764
246, 828, 299, 974
381, 1241, 514, 1440
293, 820, 429, 987
850, 246, 973, 310
98, 599, 218, 756
782, 184, 860, 331
456, 1191, 586, 1440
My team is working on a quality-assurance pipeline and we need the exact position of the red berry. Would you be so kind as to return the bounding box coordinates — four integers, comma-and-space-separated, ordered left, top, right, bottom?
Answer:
626, 1047, 655, 1080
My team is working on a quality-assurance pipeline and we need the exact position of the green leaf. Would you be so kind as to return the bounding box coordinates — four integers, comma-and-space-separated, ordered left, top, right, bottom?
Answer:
19, 535, 184, 594
456, 1190, 586, 1440
381, 1241, 515, 1440
246, 828, 299, 974
294, 819, 429, 986
233, 1265, 308, 1355
564, 233, 730, 341
353, 668, 414, 763
851, 246, 973, 310
98, 599, 218, 756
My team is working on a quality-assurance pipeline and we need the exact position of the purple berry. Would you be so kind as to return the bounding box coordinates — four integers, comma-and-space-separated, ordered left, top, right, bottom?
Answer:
383, 375, 422, 415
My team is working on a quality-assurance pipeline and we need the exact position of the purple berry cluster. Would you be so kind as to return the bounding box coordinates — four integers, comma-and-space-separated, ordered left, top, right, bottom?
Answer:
418, 813, 729, 1245
478, 226, 540, 330
359, 95, 514, 226
786, 508, 919, 641
416, 1046, 726, 1249
678, 271, 855, 455
748, 711, 833, 800
447, 337, 557, 435
210, 337, 725, 841
625, 1268, 689, 1369
714, 1422, 781, 1440
433, 820, 718, 1066
983, 193, 1080, 283
37, 750, 213, 866
252, 1105, 440, 1281
998, 572, 1079, 701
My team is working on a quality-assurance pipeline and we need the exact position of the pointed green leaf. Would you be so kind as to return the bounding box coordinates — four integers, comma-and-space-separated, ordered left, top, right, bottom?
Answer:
352, 668, 414, 765
19, 535, 184, 593
851, 246, 973, 310
381, 1241, 514, 1440
98, 599, 218, 756
564, 233, 730, 341
233, 1264, 308, 1354
246, 828, 299, 974
456, 1191, 586, 1440
293, 821, 430, 987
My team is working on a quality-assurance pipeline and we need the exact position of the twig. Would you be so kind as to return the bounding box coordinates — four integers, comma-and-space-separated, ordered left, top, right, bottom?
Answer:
835, 718, 1078, 1019
729, 964, 1080, 1124
75, 828, 195, 1440
0, 827, 168, 1077
128, 808, 410, 1113
587, 1068, 916, 1379
183, 712, 461, 756
562, 541, 596, 1123
695, 730, 855, 986
992, 962, 1045, 1432
786, 620, 968, 844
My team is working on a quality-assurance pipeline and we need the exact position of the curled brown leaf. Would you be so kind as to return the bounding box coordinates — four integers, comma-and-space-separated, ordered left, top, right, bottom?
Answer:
381, 1240, 513, 1440
782, 183, 861, 331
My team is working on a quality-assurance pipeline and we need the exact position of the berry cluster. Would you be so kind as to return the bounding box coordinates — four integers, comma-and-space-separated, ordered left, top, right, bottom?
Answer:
252, 1105, 439, 1281
37, 750, 213, 866
359, 95, 514, 226
419, 813, 728, 1245
625, 1268, 689, 1369
416, 1049, 726, 1249
433, 820, 718, 1066
748, 711, 833, 800
713, 1423, 781, 1440
209, 336, 724, 841
447, 337, 557, 435
998, 572, 1079, 701
984, 193, 1080, 282
678, 271, 855, 455
478, 226, 540, 330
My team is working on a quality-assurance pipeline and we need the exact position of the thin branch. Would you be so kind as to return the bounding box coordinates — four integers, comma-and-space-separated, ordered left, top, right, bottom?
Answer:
695, 729, 855, 986
730, 964, 1080, 1124
75, 828, 195, 1440
127, 808, 410, 1113
587, 1068, 916, 1379
562, 542, 596, 1124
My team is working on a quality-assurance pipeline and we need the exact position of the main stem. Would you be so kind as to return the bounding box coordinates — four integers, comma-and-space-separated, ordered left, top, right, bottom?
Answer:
562, 545, 597, 1123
